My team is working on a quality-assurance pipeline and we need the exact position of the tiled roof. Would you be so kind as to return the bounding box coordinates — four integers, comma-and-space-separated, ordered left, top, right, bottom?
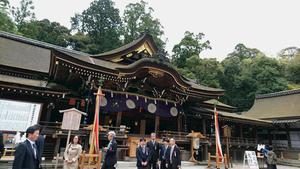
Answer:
244, 89, 300, 119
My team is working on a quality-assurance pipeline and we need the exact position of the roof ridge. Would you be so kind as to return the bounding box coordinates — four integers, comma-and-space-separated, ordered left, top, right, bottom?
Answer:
0, 31, 90, 56
256, 88, 300, 99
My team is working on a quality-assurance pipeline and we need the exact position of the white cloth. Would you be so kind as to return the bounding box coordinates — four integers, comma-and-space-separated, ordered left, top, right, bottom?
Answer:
13, 132, 22, 144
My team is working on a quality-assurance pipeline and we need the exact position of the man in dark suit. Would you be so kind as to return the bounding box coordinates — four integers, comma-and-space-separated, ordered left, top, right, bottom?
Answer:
102, 131, 117, 169
159, 138, 169, 169
35, 125, 45, 164
13, 125, 41, 169
147, 133, 160, 169
0, 132, 4, 159
166, 138, 181, 169
136, 138, 151, 169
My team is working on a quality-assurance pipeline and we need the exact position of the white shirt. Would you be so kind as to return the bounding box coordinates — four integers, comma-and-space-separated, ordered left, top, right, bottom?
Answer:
27, 138, 37, 159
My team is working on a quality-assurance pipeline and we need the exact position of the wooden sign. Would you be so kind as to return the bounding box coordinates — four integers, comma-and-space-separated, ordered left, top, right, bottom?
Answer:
243, 151, 259, 169
223, 125, 231, 138
60, 108, 87, 131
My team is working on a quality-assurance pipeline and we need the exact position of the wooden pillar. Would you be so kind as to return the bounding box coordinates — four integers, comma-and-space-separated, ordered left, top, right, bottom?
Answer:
202, 118, 208, 161
240, 124, 243, 138
268, 129, 273, 145
104, 116, 110, 126
54, 136, 61, 156
116, 112, 122, 127
140, 120, 146, 135
285, 124, 292, 148
46, 102, 54, 122
155, 116, 160, 133
177, 115, 182, 132
254, 127, 258, 144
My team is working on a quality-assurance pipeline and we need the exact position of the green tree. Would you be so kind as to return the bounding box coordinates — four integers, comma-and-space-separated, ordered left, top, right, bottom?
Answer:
228, 43, 262, 60
18, 19, 71, 47
220, 44, 288, 111
177, 56, 221, 88
71, 0, 122, 54
172, 31, 211, 68
0, 0, 17, 33
11, 0, 35, 26
122, 0, 165, 50
68, 32, 96, 53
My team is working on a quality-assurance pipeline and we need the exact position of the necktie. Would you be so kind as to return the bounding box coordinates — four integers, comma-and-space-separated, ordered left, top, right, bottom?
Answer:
143, 147, 145, 154
32, 143, 37, 159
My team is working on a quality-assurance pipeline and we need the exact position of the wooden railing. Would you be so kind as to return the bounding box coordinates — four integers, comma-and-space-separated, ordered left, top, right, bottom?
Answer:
158, 130, 190, 142
208, 136, 257, 146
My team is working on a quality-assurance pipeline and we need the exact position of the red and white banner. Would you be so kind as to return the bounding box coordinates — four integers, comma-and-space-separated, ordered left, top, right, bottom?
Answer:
214, 106, 224, 161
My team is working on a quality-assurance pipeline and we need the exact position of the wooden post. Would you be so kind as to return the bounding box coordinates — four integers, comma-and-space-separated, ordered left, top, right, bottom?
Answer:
116, 112, 122, 127
254, 127, 258, 144
140, 120, 146, 135
104, 116, 110, 125
226, 137, 230, 168
224, 154, 228, 169
177, 115, 182, 132
202, 118, 208, 161
286, 124, 292, 148
155, 116, 160, 133
268, 129, 272, 145
208, 152, 211, 167
54, 153, 60, 169
240, 125, 243, 138
66, 130, 71, 148
216, 151, 220, 169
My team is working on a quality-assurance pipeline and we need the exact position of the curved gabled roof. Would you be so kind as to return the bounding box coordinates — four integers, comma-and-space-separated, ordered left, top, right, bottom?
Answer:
0, 31, 224, 99
91, 34, 158, 61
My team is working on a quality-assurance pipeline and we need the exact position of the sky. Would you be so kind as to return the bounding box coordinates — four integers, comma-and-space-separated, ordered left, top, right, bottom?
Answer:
10, 0, 300, 60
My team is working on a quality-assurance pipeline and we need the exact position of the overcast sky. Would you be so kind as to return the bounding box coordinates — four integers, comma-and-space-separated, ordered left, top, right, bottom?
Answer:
10, 0, 300, 60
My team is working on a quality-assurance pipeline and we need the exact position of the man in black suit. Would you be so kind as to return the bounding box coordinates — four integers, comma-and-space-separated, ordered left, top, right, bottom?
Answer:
159, 138, 169, 169
35, 125, 45, 164
0, 132, 4, 159
147, 133, 160, 169
166, 138, 181, 169
13, 125, 41, 169
136, 138, 151, 169
102, 131, 117, 169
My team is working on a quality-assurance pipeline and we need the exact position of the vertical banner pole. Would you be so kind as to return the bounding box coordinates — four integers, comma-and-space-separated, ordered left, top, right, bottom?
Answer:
66, 130, 71, 148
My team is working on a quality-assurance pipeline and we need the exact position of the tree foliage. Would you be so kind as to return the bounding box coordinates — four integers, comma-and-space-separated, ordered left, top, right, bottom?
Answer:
172, 31, 211, 68
220, 45, 288, 111
18, 19, 71, 47
0, 0, 17, 33
11, 0, 35, 26
71, 0, 122, 54
122, 0, 165, 50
